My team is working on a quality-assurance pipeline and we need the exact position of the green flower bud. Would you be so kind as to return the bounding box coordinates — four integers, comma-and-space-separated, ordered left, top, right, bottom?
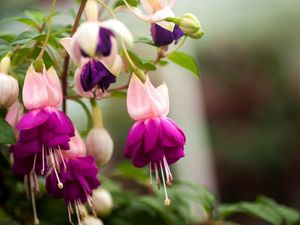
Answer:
179, 13, 204, 39
189, 29, 204, 39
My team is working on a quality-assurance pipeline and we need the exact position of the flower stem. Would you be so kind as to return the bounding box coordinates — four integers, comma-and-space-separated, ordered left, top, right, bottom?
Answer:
95, 0, 146, 82
36, 0, 57, 61
62, 0, 88, 113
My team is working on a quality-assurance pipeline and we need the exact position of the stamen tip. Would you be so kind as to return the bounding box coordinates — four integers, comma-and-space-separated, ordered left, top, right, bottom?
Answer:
58, 182, 64, 189
164, 199, 171, 206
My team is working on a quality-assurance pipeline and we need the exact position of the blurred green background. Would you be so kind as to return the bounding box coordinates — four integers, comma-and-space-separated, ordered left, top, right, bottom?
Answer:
0, 0, 300, 224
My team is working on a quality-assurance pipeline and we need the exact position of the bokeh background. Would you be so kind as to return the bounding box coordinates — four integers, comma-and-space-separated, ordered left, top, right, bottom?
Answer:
1, 0, 300, 224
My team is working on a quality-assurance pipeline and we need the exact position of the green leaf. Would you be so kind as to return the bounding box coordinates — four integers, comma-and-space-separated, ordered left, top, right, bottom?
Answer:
159, 60, 169, 66
168, 51, 199, 77
10, 31, 36, 46
32, 34, 59, 48
219, 202, 283, 225
15, 18, 39, 28
0, 117, 16, 144
0, 33, 17, 43
127, 50, 156, 71
24, 9, 45, 27
256, 196, 300, 224
135, 37, 155, 46
175, 180, 215, 212
114, 0, 139, 8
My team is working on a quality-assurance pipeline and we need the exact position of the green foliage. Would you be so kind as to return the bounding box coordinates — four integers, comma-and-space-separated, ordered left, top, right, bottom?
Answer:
168, 51, 199, 77
127, 50, 157, 71
0, 118, 16, 144
135, 37, 156, 46
114, 0, 140, 9
218, 196, 300, 225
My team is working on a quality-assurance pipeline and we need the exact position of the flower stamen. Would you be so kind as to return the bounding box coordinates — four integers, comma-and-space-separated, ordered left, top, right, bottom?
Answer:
159, 161, 171, 206
154, 163, 160, 189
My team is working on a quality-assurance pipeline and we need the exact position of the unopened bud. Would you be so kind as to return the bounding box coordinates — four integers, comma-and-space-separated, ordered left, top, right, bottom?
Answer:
179, 13, 204, 39
92, 188, 113, 217
0, 57, 19, 108
85, 0, 99, 22
86, 127, 114, 165
0, 56, 11, 74
82, 216, 104, 225
189, 29, 204, 39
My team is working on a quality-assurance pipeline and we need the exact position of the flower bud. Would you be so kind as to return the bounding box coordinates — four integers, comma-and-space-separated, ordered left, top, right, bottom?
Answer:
0, 56, 11, 74
82, 216, 104, 225
0, 57, 19, 108
86, 127, 114, 165
179, 13, 204, 39
92, 188, 113, 217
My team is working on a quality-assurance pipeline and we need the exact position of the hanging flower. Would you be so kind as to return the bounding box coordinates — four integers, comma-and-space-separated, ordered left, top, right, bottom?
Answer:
124, 74, 186, 205
46, 131, 100, 225
9, 64, 75, 224
60, 0, 132, 96
117, 0, 184, 46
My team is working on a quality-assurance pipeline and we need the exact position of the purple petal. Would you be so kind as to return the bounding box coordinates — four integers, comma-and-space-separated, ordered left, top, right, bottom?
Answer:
160, 117, 186, 147
126, 121, 145, 147
17, 108, 49, 131
151, 23, 174, 47
165, 147, 185, 165
96, 27, 114, 56
173, 25, 184, 41
143, 119, 160, 153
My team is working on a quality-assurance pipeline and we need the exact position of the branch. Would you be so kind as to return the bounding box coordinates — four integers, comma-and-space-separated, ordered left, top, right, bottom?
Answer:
62, 0, 88, 113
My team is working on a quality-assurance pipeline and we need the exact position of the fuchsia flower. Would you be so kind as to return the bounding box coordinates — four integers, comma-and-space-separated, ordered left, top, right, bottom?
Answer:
60, 0, 132, 97
11, 65, 75, 223
46, 131, 100, 225
124, 74, 186, 205
118, 0, 184, 46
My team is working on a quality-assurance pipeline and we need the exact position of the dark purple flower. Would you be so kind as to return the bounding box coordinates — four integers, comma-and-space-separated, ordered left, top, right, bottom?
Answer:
151, 24, 184, 46
46, 156, 100, 219
80, 59, 116, 92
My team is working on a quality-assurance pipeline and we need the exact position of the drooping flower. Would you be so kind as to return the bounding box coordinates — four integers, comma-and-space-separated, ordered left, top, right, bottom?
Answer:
86, 104, 114, 166
117, 0, 184, 46
124, 74, 186, 205
82, 216, 104, 225
46, 131, 100, 225
60, 0, 132, 96
0, 56, 19, 108
11, 64, 75, 224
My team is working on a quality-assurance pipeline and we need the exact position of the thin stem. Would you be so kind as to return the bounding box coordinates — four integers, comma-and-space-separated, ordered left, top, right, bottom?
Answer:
95, 0, 146, 82
62, 0, 88, 112
36, 0, 57, 61
99, 0, 111, 19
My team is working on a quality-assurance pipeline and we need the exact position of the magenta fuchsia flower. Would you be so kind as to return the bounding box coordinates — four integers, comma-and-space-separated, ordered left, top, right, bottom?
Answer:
60, 0, 132, 97
46, 131, 100, 225
124, 74, 186, 205
10, 64, 75, 224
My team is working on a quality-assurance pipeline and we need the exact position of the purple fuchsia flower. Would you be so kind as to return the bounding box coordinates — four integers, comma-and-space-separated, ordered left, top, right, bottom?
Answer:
11, 64, 75, 224
60, 0, 132, 97
116, 0, 184, 46
46, 131, 100, 225
124, 74, 186, 206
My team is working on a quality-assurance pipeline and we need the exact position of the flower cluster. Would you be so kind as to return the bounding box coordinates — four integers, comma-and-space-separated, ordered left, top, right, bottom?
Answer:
0, 0, 203, 224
